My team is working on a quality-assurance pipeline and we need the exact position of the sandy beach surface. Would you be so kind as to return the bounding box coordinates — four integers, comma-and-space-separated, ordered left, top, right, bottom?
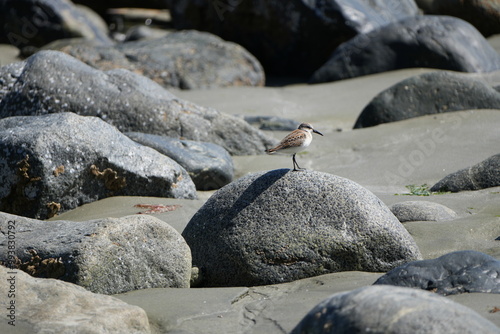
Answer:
50, 68, 500, 333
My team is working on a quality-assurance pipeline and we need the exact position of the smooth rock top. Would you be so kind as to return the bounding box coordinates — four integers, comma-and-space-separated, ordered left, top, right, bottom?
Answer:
431, 153, 500, 192
0, 112, 196, 219
391, 201, 458, 222
353, 71, 500, 128
291, 285, 500, 334
0, 50, 277, 155
311, 15, 500, 84
374, 250, 500, 295
0, 265, 151, 333
183, 169, 422, 287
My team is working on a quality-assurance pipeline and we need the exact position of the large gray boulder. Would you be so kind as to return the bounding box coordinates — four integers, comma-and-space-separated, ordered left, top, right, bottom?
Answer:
0, 50, 277, 155
430, 154, 500, 192
182, 169, 422, 287
354, 71, 500, 128
390, 201, 458, 222
311, 16, 500, 84
47, 30, 265, 89
0, 113, 196, 219
291, 285, 500, 334
0, 265, 151, 333
126, 132, 234, 190
169, 0, 418, 76
0, 0, 112, 51
0, 212, 191, 295
374, 250, 500, 295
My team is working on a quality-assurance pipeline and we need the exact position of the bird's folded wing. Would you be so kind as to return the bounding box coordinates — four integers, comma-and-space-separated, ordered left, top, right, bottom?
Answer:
279, 130, 306, 148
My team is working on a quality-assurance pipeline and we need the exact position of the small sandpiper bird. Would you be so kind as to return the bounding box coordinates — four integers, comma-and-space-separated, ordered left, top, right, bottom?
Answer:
266, 122, 323, 171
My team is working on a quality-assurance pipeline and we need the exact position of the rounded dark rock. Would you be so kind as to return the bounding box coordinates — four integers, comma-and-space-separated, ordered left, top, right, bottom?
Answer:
430, 153, 500, 192
374, 250, 500, 295
311, 15, 500, 84
291, 285, 500, 334
182, 169, 422, 287
353, 71, 500, 128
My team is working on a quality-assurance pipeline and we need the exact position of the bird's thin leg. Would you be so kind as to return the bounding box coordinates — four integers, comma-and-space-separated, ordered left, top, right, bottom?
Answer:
292, 154, 304, 171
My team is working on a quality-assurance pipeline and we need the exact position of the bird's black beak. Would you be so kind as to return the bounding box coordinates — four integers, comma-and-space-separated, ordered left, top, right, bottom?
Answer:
313, 129, 323, 136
